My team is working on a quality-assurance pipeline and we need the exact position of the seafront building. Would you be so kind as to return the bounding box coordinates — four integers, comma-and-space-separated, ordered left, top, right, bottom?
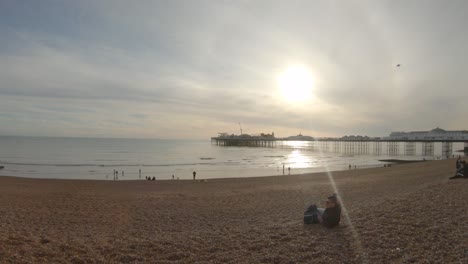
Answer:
385, 127, 468, 141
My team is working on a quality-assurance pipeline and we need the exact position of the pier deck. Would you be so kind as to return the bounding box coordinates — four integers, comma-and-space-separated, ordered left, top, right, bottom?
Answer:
211, 137, 276, 147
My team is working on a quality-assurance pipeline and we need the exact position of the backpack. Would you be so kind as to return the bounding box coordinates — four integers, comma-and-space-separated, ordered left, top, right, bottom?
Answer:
304, 204, 319, 224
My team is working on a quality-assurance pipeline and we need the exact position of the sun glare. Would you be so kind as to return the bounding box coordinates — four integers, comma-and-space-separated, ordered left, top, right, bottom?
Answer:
277, 65, 314, 102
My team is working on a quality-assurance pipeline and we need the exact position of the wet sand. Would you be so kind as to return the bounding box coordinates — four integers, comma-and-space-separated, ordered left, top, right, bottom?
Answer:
0, 159, 466, 263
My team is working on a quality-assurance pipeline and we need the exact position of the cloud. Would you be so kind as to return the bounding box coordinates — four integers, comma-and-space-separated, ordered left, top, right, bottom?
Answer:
0, 0, 467, 138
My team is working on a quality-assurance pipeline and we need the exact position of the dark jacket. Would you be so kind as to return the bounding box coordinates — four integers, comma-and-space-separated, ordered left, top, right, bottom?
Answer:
322, 205, 341, 228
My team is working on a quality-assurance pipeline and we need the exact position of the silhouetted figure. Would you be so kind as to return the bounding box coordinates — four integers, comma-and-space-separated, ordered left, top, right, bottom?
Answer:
172, 174, 174, 180
283, 164, 285, 175
288, 167, 291, 175
193, 171, 196, 180
304, 193, 341, 228
450, 160, 467, 179
139, 169, 141, 179
349, 164, 351, 170
152, 176, 156, 181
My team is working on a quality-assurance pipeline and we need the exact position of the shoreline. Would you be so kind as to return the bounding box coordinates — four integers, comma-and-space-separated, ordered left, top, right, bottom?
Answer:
378, 158, 426, 163
0, 162, 410, 182
0, 158, 466, 263
0, 165, 376, 182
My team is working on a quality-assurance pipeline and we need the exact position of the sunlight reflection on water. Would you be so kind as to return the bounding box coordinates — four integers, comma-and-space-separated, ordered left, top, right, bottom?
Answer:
285, 150, 313, 169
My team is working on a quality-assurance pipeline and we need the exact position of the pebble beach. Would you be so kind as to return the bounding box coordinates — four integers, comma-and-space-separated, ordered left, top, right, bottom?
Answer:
0, 159, 466, 263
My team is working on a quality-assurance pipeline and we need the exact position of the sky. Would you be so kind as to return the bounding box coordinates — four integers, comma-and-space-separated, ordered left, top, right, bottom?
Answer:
1, 0, 467, 139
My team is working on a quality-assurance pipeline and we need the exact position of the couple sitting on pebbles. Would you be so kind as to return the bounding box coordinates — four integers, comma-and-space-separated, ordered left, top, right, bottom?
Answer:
304, 193, 341, 228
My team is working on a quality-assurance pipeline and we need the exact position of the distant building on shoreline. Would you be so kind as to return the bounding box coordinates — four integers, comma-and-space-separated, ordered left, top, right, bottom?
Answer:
284, 133, 314, 141
339, 135, 381, 141
385, 127, 468, 140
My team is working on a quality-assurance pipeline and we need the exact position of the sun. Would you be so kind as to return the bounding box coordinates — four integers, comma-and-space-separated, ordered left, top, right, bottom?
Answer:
277, 65, 314, 102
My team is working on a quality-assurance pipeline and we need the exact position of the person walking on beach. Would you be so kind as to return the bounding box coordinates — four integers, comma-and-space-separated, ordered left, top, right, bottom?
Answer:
282, 164, 285, 175
172, 174, 174, 180
193, 171, 196, 180
288, 167, 291, 175
139, 169, 141, 179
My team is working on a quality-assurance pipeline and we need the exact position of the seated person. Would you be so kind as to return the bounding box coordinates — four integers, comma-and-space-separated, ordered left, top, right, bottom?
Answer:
450, 160, 467, 179
304, 194, 342, 228
465, 161, 468, 178
318, 194, 342, 228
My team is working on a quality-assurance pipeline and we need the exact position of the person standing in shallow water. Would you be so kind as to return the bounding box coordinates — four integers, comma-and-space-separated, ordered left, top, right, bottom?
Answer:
193, 171, 196, 180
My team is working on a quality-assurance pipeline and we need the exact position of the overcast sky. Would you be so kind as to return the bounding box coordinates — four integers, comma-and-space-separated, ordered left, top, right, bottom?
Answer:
1, 0, 467, 139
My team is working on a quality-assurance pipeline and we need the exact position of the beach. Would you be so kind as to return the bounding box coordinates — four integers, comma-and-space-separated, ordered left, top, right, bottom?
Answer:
0, 159, 466, 263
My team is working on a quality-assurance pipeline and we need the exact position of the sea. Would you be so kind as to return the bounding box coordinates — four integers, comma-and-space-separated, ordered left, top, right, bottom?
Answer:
0, 136, 465, 180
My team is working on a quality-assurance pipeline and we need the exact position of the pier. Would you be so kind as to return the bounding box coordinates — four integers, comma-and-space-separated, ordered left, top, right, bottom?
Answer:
211, 134, 468, 156
211, 136, 468, 144
211, 136, 276, 147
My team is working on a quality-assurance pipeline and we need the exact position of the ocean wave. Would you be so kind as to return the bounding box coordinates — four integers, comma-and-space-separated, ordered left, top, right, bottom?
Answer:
0, 161, 241, 167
